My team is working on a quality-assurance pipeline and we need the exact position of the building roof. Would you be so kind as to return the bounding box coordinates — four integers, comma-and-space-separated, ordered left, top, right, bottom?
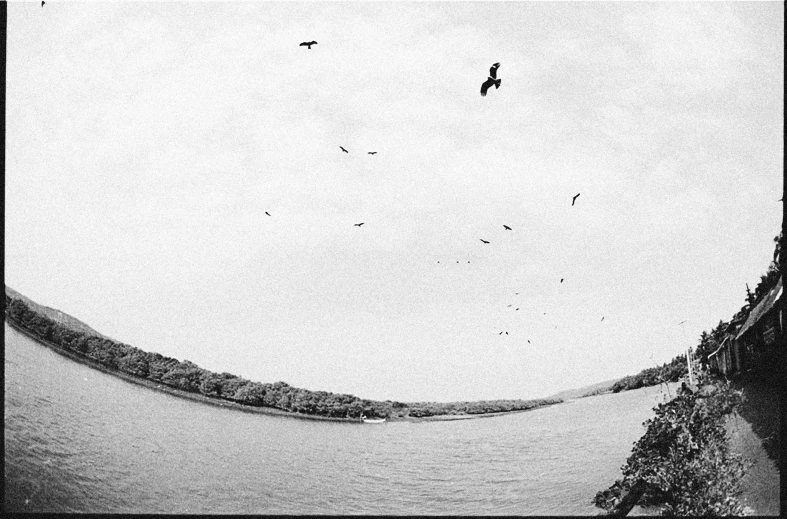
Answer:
736, 276, 783, 340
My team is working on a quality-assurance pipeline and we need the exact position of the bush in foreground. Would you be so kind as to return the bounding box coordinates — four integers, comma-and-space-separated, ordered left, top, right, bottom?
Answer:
594, 373, 747, 516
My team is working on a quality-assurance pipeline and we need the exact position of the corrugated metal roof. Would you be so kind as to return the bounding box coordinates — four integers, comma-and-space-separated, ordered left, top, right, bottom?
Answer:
736, 277, 783, 340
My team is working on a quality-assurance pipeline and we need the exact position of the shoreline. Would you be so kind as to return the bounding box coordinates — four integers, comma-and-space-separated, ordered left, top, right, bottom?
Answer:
5, 315, 556, 423
5, 316, 354, 423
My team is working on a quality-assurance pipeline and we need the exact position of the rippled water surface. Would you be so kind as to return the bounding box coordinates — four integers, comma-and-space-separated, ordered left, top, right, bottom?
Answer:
4, 323, 675, 514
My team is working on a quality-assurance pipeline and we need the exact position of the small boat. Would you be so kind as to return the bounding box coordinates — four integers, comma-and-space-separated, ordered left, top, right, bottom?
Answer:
363, 417, 386, 424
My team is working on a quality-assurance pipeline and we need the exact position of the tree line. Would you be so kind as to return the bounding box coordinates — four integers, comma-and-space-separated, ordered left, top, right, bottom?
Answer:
4, 293, 560, 420
611, 354, 688, 393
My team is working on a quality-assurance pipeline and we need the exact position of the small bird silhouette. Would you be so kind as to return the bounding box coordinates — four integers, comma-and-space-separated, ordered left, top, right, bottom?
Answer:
265, 211, 271, 216
480, 239, 490, 244
354, 222, 364, 227
560, 278, 564, 283
41, 1, 45, 6
499, 332, 503, 335
503, 225, 512, 230
507, 305, 512, 307
299, 41, 317, 49
601, 317, 605, 322
340, 146, 349, 153
506, 332, 509, 335
528, 340, 531, 344
572, 193, 580, 206
480, 63, 501, 96
368, 151, 377, 155
516, 308, 519, 311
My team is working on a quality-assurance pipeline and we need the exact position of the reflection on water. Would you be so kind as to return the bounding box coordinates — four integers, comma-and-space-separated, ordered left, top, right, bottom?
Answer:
4, 323, 673, 514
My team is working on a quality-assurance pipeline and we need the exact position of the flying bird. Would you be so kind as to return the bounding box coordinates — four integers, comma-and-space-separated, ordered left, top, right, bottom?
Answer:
340, 146, 349, 153
528, 340, 531, 344
480, 62, 502, 96
572, 193, 580, 206
560, 278, 564, 283
42, 1, 45, 6
499, 332, 503, 335
299, 41, 317, 49
354, 222, 364, 227
601, 317, 605, 322
480, 239, 490, 244
368, 152, 377, 155
678, 320, 686, 325
265, 211, 271, 216
506, 332, 509, 335
503, 225, 512, 230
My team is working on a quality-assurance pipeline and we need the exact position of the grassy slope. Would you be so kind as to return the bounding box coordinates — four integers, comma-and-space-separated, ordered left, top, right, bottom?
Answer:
5, 285, 108, 339
546, 378, 618, 401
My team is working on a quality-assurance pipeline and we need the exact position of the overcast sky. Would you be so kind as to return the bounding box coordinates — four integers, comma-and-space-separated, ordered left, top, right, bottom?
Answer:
6, 1, 783, 402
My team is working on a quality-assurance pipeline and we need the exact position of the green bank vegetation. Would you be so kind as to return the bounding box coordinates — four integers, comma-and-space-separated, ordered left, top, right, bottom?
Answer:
595, 233, 782, 515
595, 373, 748, 515
4, 288, 560, 421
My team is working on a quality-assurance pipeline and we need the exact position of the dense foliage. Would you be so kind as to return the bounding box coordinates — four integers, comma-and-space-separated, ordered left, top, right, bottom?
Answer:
611, 354, 687, 393
595, 374, 747, 516
4, 293, 560, 420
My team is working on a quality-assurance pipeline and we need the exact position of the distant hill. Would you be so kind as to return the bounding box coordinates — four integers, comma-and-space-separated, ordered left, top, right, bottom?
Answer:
547, 378, 618, 401
5, 285, 108, 339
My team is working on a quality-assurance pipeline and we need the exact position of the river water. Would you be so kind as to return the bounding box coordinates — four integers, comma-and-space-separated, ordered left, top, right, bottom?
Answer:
4, 322, 675, 514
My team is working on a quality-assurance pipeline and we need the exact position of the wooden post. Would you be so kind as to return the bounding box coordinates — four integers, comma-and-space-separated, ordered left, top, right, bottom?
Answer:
686, 348, 695, 385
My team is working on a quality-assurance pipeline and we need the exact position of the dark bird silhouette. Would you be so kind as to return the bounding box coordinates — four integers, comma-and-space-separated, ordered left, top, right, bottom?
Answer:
480, 63, 501, 96
678, 320, 686, 325
354, 222, 364, 227
572, 193, 580, 206
503, 225, 512, 230
480, 239, 490, 244
506, 332, 509, 335
528, 340, 531, 344
42, 1, 45, 6
499, 332, 503, 335
601, 317, 605, 322
299, 41, 317, 49
516, 308, 519, 311
368, 152, 377, 155
560, 278, 564, 283
265, 211, 271, 216
340, 146, 349, 153
507, 305, 512, 307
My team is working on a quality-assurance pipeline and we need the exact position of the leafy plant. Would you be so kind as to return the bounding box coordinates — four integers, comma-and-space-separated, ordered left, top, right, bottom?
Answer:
595, 373, 747, 516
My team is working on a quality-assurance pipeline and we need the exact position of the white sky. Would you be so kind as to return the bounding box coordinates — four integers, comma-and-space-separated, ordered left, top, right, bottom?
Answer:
5, 1, 783, 402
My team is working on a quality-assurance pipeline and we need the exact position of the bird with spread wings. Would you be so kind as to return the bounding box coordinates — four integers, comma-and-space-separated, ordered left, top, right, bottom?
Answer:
481, 63, 501, 96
